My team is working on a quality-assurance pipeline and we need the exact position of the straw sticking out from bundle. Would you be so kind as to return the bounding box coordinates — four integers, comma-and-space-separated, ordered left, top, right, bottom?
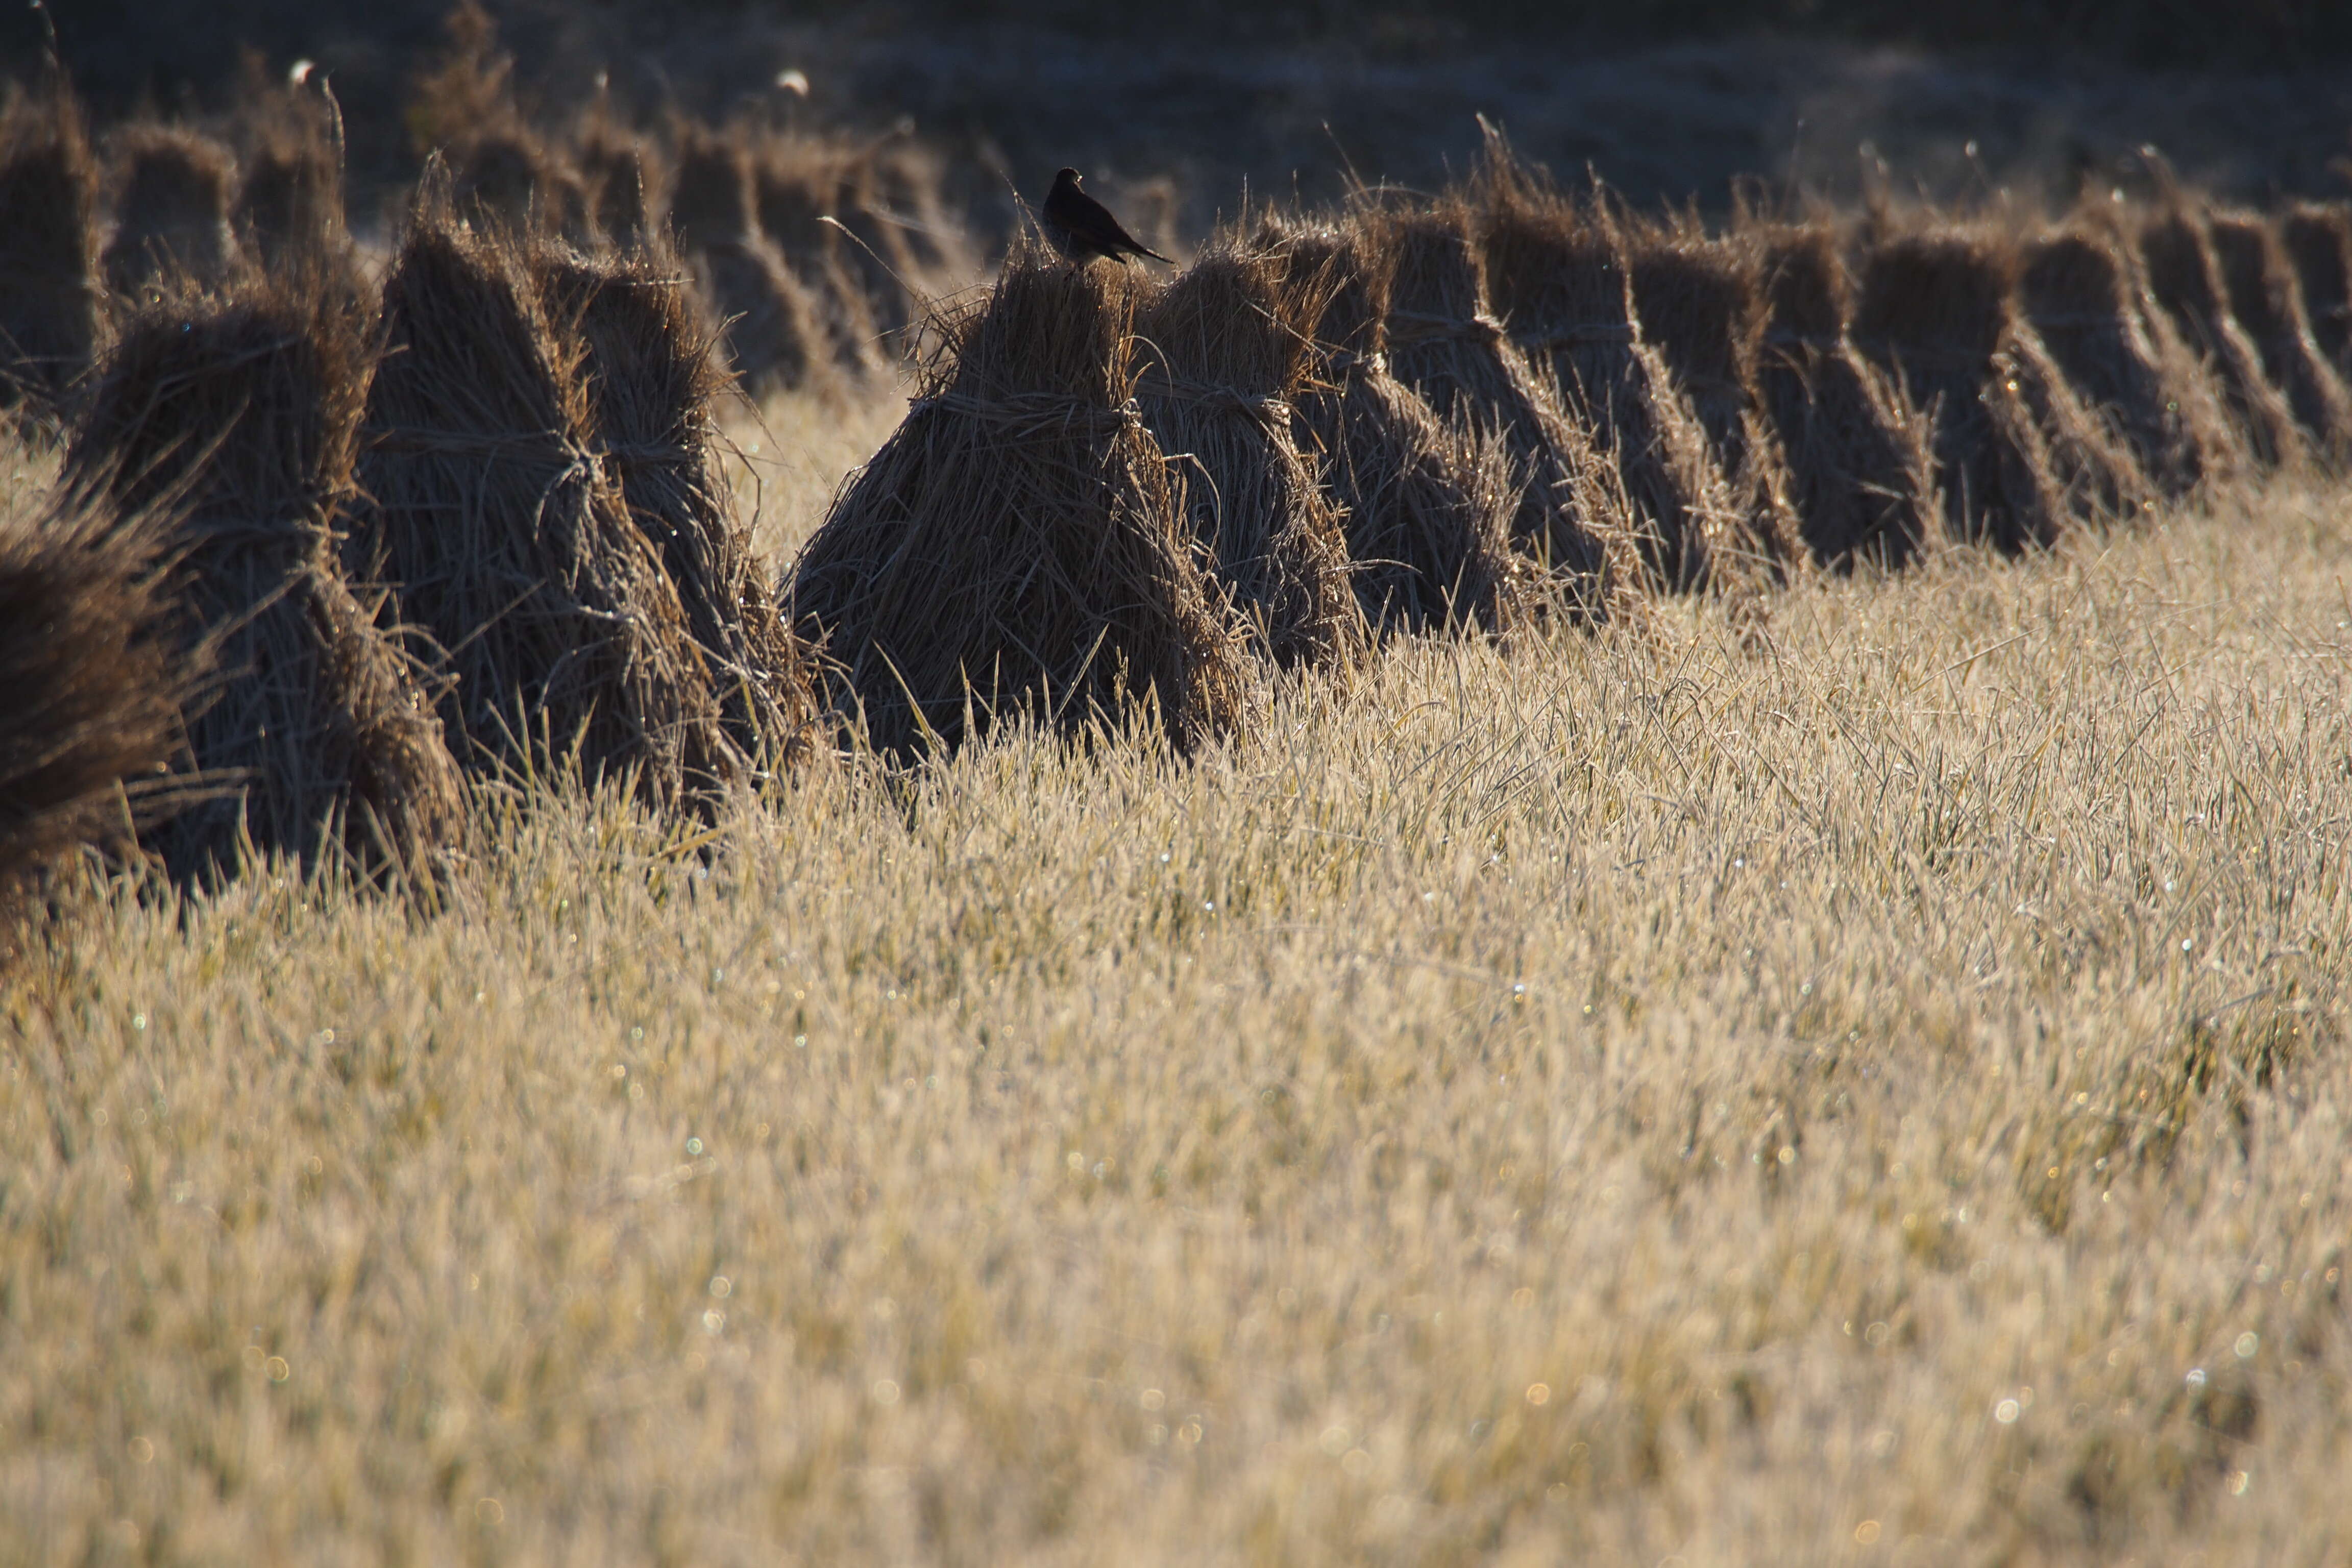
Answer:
101, 125, 242, 300
2018, 226, 2240, 500
2281, 202, 2352, 377
1751, 223, 1939, 568
353, 184, 738, 806
1474, 154, 1729, 593
1137, 246, 1367, 671
791, 233, 1250, 762
62, 276, 467, 883
0, 81, 101, 419
2207, 210, 2352, 463
1275, 222, 1529, 635
1375, 204, 1621, 616
2140, 209, 2305, 470
0, 501, 179, 933
668, 125, 831, 396
535, 244, 822, 776
1623, 219, 1805, 570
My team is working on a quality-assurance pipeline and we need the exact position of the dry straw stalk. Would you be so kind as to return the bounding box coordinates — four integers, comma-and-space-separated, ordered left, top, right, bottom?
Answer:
410, 6, 589, 234
1137, 244, 1368, 671
63, 275, 468, 883
1273, 221, 1531, 635
790, 234, 1251, 762
353, 184, 739, 807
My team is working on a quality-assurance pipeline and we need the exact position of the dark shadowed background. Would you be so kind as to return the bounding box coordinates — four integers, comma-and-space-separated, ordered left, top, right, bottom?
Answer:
11, 1, 2352, 237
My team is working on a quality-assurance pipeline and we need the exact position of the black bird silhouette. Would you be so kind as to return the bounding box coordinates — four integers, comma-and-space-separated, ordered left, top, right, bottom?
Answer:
1041, 168, 1172, 266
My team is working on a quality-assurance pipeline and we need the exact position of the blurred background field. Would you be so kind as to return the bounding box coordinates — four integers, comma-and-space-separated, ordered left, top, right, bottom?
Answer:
12, 1, 2352, 239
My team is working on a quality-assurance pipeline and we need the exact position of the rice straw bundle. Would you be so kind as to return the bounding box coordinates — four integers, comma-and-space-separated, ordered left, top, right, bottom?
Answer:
353, 191, 738, 805
1750, 222, 1940, 568
750, 135, 888, 376
2007, 321, 2162, 525
668, 126, 832, 396
1936, 231, 2159, 526
1623, 219, 1805, 568
1476, 174, 1730, 593
0, 82, 101, 418
578, 124, 659, 251
405, 4, 586, 238
101, 125, 242, 300
535, 244, 822, 776
2206, 210, 2352, 463
2281, 202, 2352, 376
2139, 209, 2305, 470
452, 122, 591, 240
790, 234, 1250, 762
2017, 226, 2240, 500
63, 278, 467, 882
234, 95, 347, 278
1853, 229, 2124, 552
1276, 223, 1530, 634
0, 501, 179, 929
1136, 248, 1366, 670
1374, 204, 1622, 615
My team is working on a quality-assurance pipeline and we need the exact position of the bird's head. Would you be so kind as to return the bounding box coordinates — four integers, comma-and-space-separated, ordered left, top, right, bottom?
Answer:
1055, 167, 1084, 188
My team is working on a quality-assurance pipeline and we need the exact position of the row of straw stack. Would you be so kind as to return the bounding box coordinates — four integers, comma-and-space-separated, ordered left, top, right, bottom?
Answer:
1, 151, 824, 938
0, 66, 965, 427
11, 94, 2352, 927
787, 137, 2352, 772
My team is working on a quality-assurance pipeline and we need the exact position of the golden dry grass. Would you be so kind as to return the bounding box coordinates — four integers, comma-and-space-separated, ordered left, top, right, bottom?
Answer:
725, 385, 913, 564
4, 382, 2351, 1564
